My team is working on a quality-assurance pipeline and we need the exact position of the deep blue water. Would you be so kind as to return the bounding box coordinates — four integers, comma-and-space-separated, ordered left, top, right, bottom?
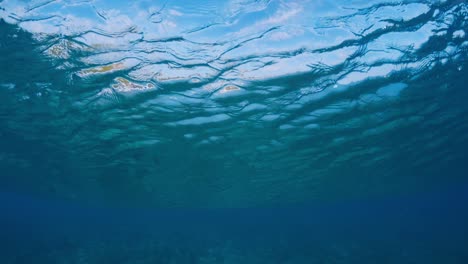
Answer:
2, 186, 468, 263
1, 0, 468, 262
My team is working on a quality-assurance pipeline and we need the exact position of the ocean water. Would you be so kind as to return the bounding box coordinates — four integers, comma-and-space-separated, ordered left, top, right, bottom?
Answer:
1, 0, 468, 263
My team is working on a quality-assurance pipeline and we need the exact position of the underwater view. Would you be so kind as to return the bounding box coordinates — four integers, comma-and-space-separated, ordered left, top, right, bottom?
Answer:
1, 0, 468, 262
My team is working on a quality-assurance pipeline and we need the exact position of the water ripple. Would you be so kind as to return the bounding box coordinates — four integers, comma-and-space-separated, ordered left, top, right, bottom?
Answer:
0, 0, 467, 206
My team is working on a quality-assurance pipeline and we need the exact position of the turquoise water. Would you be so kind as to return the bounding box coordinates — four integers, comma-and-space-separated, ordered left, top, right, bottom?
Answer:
1, 0, 468, 262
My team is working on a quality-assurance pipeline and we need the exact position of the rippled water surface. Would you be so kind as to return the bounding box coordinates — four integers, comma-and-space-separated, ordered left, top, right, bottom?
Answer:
1, 0, 468, 263
1, 0, 467, 207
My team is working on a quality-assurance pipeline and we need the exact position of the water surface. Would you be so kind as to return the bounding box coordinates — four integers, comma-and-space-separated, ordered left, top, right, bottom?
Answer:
0, 0, 468, 262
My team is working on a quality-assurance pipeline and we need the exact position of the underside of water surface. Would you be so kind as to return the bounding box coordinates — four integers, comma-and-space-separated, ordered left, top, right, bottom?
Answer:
1, 0, 467, 207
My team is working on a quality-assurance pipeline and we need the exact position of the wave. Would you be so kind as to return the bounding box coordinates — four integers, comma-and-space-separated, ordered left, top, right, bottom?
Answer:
0, 0, 467, 207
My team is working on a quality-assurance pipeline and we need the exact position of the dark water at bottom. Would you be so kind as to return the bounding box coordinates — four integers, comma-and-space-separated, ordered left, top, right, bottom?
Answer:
1, 185, 468, 263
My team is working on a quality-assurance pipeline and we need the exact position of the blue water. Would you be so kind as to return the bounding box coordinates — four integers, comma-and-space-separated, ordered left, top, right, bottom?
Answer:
1, 187, 468, 263
1, 0, 468, 262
